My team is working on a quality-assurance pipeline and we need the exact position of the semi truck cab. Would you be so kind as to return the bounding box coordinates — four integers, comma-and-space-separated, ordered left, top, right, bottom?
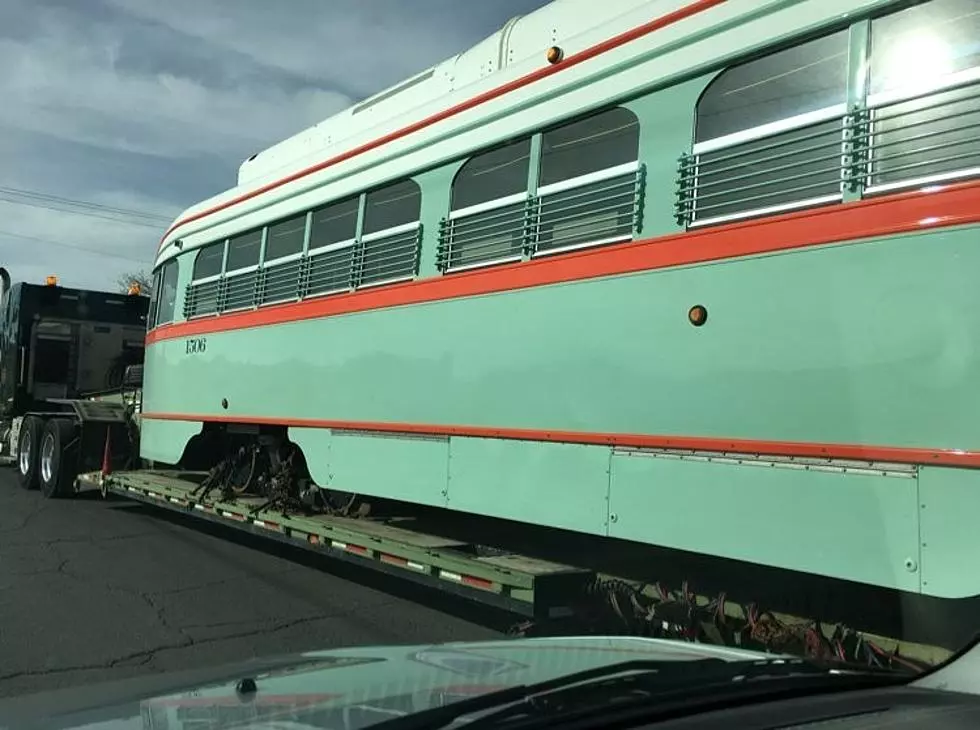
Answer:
0, 267, 149, 472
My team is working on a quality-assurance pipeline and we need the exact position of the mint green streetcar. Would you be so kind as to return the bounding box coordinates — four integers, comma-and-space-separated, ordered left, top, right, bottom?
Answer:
142, 0, 980, 637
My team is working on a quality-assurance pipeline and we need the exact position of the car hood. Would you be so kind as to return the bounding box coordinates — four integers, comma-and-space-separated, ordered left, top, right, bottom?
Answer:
0, 635, 772, 730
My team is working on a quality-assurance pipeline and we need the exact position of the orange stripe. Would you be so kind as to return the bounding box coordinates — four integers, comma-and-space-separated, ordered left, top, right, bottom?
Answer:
156, 0, 726, 253
146, 179, 980, 345
139, 412, 980, 467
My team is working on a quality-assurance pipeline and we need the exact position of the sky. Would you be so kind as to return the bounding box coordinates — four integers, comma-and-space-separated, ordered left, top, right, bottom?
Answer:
0, 0, 547, 292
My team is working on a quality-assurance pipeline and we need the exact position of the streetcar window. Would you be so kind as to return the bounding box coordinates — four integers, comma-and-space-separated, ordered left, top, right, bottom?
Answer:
156, 260, 179, 326
534, 107, 641, 255
683, 30, 849, 226
362, 179, 421, 235
439, 138, 532, 271
865, 0, 980, 191
538, 107, 639, 187
192, 242, 224, 280
147, 268, 161, 327
265, 214, 306, 261
187, 242, 224, 317
695, 30, 848, 143
226, 229, 262, 272
359, 179, 422, 285
870, 0, 980, 96
451, 137, 532, 211
310, 195, 358, 249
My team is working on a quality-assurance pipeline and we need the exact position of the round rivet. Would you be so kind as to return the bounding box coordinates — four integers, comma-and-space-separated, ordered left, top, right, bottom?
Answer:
688, 304, 708, 327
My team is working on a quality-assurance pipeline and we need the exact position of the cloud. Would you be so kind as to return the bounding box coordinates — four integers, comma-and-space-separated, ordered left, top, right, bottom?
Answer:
100, 0, 540, 98
0, 0, 546, 293
0, 7, 353, 161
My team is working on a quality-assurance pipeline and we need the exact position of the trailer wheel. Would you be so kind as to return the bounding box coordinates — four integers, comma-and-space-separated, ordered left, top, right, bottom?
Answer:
15, 416, 42, 490
38, 419, 78, 499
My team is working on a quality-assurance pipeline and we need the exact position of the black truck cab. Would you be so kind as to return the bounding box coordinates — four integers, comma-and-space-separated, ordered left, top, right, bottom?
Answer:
0, 267, 149, 488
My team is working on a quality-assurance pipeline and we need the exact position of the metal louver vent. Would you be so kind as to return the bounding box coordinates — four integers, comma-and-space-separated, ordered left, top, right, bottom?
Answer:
184, 279, 222, 318
437, 200, 527, 272
223, 270, 259, 311
536, 169, 642, 255
260, 257, 304, 305
863, 83, 980, 192
437, 165, 644, 272
306, 244, 355, 297
677, 118, 844, 227
357, 225, 421, 286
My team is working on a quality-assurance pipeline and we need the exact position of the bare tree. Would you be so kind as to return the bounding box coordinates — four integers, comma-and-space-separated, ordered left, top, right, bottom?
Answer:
117, 270, 153, 297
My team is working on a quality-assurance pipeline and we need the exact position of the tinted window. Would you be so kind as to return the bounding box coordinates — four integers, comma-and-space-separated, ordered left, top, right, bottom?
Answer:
266, 214, 306, 260
226, 229, 262, 271
157, 260, 179, 325
310, 196, 358, 249
870, 0, 980, 95
539, 108, 640, 187
362, 179, 421, 235
451, 137, 531, 210
192, 242, 224, 280
696, 30, 849, 142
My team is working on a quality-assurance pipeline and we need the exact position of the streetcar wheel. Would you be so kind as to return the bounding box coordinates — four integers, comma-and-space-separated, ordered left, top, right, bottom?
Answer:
15, 416, 42, 491
38, 419, 78, 499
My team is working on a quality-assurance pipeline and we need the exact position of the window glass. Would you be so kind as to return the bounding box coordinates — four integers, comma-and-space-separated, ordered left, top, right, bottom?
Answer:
147, 269, 161, 327
865, 1, 980, 190
225, 229, 262, 271
362, 179, 421, 235
265, 214, 306, 261
310, 196, 358, 249
156, 260, 179, 325
696, 30, 849, 142
451, 137, 531, 210
870, 0, 980, 96
539, 107, 639, 187
192, 242, 224, 280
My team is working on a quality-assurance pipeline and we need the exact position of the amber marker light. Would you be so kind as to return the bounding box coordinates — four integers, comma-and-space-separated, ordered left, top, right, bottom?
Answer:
688, 304, 707, 327
45, 275, 59, 287
546, 46, 563, 64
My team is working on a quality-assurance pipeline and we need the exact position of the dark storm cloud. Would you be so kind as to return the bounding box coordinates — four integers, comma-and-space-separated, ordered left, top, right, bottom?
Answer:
0, 0, 546, 291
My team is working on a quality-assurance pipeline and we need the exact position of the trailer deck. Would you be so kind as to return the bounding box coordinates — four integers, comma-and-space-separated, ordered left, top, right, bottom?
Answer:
67, 468, 955, 672
81, 469, 593, 619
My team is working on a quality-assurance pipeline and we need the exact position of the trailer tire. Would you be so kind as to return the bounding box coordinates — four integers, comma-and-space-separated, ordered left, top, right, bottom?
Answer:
15, 416, 42, 490
38, 418, 78, 500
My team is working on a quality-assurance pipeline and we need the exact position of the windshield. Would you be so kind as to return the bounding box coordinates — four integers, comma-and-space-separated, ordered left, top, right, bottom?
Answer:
3, 0, 979, 727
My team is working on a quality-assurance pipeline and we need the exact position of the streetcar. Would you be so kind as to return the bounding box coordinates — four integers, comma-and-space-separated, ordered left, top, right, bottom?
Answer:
128, 0, 980, 640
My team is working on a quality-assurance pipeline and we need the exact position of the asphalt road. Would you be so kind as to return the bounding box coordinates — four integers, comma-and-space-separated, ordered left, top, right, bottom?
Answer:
0, 467, 504, 699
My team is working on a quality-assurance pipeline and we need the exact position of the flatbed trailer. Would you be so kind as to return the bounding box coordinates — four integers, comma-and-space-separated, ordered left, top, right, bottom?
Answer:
74, 466, 953, 673
80, 468, 593, 620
